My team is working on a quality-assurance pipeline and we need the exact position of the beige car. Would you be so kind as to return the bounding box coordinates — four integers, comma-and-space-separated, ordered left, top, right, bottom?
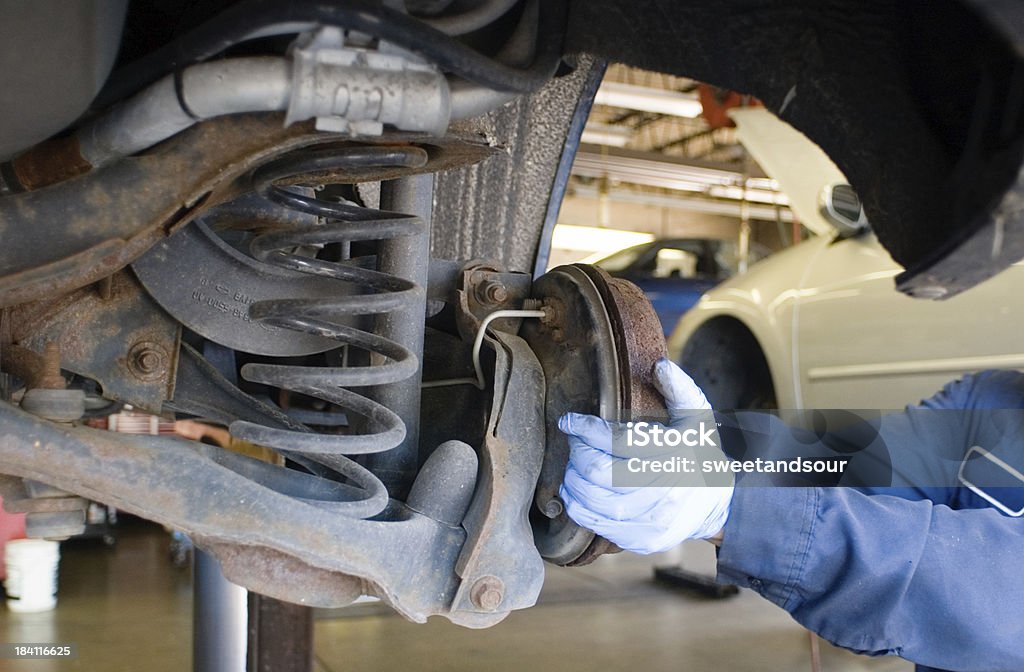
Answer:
667, 227, 1024, 410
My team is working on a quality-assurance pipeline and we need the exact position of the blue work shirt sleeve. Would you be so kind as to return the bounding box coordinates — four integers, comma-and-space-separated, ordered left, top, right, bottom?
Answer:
716, 485, 1024, 670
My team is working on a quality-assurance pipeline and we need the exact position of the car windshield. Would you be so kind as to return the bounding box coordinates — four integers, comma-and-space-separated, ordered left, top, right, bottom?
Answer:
593, 244, 649, 272
595, 239, 770, 279
711, 240, 769, 277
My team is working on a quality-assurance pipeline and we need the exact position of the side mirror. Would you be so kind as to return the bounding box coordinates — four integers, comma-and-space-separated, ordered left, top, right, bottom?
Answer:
819, 183, 869, 238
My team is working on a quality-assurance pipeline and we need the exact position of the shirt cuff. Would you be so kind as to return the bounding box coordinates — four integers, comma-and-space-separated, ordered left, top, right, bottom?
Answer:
715, 486, 818, 611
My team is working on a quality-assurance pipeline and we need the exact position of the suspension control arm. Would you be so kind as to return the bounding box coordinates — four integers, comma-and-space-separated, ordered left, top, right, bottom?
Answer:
0, 329, 548, 626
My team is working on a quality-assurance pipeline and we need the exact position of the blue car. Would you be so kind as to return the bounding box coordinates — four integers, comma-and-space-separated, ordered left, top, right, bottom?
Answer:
594, 238, 765, 336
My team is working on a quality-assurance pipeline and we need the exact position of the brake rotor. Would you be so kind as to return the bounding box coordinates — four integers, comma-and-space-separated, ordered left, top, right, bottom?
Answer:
521, 264, 667, 566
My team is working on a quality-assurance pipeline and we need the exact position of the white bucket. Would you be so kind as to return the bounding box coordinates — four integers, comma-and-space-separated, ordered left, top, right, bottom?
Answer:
4, 539, 60, 613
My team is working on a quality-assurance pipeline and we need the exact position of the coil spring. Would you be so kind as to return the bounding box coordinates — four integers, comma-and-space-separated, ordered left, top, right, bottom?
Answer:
228, 145, 429, 519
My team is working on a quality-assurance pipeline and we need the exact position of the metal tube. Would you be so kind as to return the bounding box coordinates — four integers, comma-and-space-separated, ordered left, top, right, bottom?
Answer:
182, 58, 292, 118
362, 173, 433, 500
78, 57, 291, 167
449, 78, 518, 119
78, 75, 194, 167
193, 548, 248, 672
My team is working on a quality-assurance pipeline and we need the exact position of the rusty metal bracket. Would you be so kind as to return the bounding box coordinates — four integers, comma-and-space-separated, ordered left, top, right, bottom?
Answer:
5, 271, 181, 414
448, 330, 546, 627
453, 263, 534, 341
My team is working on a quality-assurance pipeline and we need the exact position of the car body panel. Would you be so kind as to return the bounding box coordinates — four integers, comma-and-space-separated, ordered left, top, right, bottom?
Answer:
669, 230, 1024, 409
795, 233, 1024, 408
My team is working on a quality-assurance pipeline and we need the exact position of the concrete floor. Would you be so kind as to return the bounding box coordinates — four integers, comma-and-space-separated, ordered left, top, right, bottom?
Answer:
0, 520, 912, 672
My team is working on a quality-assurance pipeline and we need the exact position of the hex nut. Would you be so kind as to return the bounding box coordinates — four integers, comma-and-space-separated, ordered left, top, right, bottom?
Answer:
470, 575, 505, 611
539, 297, 564, 327
475, 280, 509, 306
127, 341, 170, 381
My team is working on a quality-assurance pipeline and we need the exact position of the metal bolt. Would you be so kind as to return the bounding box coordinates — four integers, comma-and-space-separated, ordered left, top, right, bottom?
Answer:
127, 341, 169, 381
137, 350, 160, 373
522, 298, 543, 311
97, 275, 114, 301
21, 342, 85, 422
470, 575, 505, 611
38, 342, 66, 390
475, 280, 509, 306
542, 498, 564, 518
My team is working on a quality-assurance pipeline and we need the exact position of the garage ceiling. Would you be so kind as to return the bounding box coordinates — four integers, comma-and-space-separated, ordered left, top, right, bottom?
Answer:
570, 64, 794, 227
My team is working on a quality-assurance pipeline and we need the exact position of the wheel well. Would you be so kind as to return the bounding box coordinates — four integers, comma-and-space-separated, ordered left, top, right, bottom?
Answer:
678, 317, 776, 410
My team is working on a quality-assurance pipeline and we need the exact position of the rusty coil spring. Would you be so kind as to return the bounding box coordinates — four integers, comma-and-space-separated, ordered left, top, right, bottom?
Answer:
228, 145, 428, 518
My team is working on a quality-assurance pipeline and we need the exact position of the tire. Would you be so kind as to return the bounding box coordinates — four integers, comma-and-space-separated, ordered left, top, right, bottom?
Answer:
679, 320, 775, 410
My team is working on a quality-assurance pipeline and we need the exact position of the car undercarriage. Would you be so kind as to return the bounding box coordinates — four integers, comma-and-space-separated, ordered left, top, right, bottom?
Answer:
1, 0, 1023, 626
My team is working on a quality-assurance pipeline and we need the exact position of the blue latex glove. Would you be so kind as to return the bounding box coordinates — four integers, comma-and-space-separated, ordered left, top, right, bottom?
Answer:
558, 358, 734, 554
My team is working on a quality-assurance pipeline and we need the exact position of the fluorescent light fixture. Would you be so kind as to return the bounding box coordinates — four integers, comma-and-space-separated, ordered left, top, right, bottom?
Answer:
594, 81, 703, 118
708, 185, 791, 205
551, 224, 654, 254
572, 149, 789, 205
573, 149, 739, 192
568, 183, 794, 222
580, 122, 633, 147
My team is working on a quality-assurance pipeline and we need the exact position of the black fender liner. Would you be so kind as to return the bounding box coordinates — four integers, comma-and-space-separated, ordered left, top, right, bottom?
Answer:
568, 0, 1024, 297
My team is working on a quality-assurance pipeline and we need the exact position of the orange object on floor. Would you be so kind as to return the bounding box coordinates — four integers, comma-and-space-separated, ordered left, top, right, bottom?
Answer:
0, 496, 27, 580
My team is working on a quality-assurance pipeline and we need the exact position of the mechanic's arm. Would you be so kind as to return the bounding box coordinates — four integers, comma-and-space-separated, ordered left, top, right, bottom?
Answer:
720, 369, 1024, 669
718, 486, 1024, 670
560, 360, 1024, 671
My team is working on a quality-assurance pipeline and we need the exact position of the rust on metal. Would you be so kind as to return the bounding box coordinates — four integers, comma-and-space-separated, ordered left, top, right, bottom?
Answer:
201, 541, 365, 609
97, 275, 114, 301
4, 496, 86, 514
37, 342, 67, 390
10, 135, 93, 191
447, 331, 545, 626
0, 404, 477, 624
1, 344, 45, 389
453, 263, 533, 341
474, 279, 509, 306
523, 264, 667, 567
0, 114, 497, 309
11, 271, 181, 413
580, 265, 668, 421
569, 266, 667, 565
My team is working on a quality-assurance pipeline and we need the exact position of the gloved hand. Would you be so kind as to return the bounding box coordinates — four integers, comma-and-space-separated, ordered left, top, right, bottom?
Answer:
558, 357, 734, 554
